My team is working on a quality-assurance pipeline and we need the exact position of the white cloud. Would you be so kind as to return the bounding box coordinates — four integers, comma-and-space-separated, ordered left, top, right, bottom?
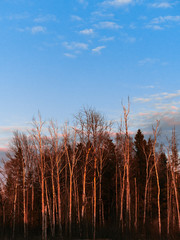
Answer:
126, 36, 136, 42
157, 90, 180, 100
103, 0, 133, 7
133, 97, 151, 103
146, 15, 180, 30
34, 14, 57, 23
131, 90, 180, 138
91, 11, 114, 18
92, 46, 106, 54
64, 53, 76, 58
146, 24, 163, 30
63, 41, 88, 50
31, 26, 46, 34
100, 36, 115, 41
151, 15, 180, 24
150, 2, 173, 8
7, 13, 29, 20
133, 90, 180, 104
71, 15, 82, 21
138, 58, 159, 65
77, 0, 88, 7
95, 21, 122, 29
80, 28, 94, 35
141, 85, 155, 89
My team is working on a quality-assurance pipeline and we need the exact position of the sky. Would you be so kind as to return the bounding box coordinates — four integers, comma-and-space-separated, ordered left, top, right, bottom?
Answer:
0, 0, 180, 151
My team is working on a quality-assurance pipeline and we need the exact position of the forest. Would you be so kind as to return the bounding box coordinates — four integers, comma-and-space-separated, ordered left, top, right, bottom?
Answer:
0, 106, 179, 240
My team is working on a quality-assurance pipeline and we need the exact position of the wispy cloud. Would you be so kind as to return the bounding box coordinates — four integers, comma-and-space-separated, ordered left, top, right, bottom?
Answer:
34, 14, 57, 23
133, 97, 151, 103
140, 85, 155, 89
80, 28, 94, 35
146, 24, 163, 30
77, 0, 88, 7
91, 11, 114, 18
131, 90, 180, 137
133, 90, 180, 103
64, 53, 76, 58
138, 58, 159, 65
95, 21, 122, 29
132, 110, 180, 138
71, 15, 82, 21
63, 41, 88, 50
155, 90, 180, 100
92, 46, 106, 54
145, 15, 180, 30
102, 0, 133, 7
150, 2, 174, 9
7, 13, 29, 20
17, 26, 46, 34
99, 36, 115, 41
31, 26, 46, 34
151, 15, 180, 24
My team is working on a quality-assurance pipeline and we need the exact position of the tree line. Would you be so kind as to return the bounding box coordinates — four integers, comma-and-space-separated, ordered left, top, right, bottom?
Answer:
0, 107, 179, 240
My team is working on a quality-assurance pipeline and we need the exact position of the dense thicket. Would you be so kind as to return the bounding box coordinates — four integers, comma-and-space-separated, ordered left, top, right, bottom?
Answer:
0, 108, 179, 240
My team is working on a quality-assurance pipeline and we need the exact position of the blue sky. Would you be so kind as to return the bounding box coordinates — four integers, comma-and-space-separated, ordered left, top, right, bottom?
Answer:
0, 0, 180, 149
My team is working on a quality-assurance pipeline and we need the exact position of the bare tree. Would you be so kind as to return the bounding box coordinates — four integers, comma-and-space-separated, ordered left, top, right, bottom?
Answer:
152, 121, 161, 236
31, 113, 46, 240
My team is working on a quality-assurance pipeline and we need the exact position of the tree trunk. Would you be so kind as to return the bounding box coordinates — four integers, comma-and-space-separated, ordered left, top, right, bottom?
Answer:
167, 167, 170, 235
13, 183, 18, 239
134, 178, 137, 231
153, 121, 161, 237
69, 173, 72, 238
93, 156, 97, 240
45, 179, 53, 235
23, 160, 26, 239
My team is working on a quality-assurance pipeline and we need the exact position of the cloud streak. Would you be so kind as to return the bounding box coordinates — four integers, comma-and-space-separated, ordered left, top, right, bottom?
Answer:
71, 15, 82, 21
134, 90, 180, 103
150, 2, 173, 9
151, 15, 180, 24
63, 41, 88, 50
92, 46, 106, 54
31, 26, 46, 34
34, 14, 57, 23
80, 28, 94, 35
64, 53, 76, 58
131, 90, 180, 139
95, 21, 122, 29
103, 0, 133, 7
138, 58, 159, 65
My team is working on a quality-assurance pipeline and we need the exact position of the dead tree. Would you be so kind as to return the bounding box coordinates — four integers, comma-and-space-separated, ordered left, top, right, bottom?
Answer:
152, 121, 161, 236
31, 113, 46, 240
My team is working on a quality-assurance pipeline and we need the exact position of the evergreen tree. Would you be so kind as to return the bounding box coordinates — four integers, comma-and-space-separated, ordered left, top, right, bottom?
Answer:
133, 129, 147, 225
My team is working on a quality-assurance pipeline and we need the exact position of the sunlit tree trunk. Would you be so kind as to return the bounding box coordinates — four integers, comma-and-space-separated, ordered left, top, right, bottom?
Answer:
49, 121, 63, 239
123, 102, 131, 230
31, 183, 34, 227
167, 149, 180, 231
134, 178, 137, 231
82, 147, 91, 222
167, 166, 170, 235
99, 150, 103, 228
45, 179, 53, 234
32, 114, 45, 240
22, 152, 27, 239
143, 145, 153, 226
153, 121, 161, 237
93, 155, 97, 240
120, 164, 126, 231
64, 125, 77, 238
13, 183, 18, 239
115, 159, 118, 223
